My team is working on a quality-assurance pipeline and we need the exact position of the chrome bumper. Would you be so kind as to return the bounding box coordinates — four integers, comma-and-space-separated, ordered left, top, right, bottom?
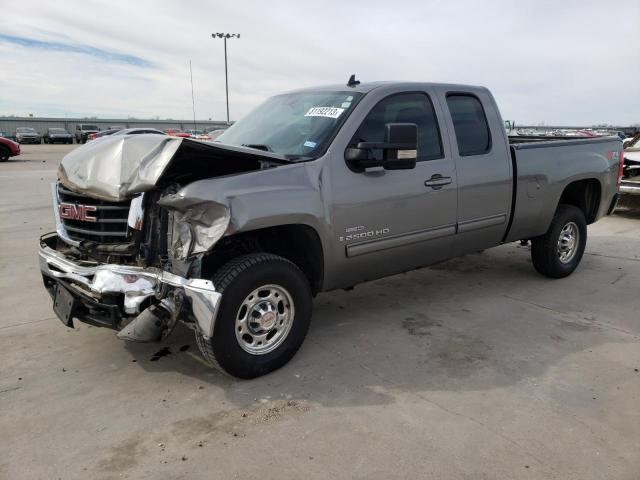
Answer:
620, 182, 640, 195
39, 242, 221, 338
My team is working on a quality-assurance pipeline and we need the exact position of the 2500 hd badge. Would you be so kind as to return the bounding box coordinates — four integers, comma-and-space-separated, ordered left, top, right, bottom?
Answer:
338, 226, 391, 242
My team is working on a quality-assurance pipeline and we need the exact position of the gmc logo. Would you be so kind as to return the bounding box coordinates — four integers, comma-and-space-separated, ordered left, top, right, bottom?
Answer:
59, 202, 97, 222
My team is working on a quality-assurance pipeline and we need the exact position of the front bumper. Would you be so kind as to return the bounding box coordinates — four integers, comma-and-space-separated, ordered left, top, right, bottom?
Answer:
18, 137, 40, 144
39, 235, 222, 338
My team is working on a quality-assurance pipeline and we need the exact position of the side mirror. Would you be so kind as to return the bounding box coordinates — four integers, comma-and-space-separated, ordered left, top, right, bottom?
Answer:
345, 123, 418, 171
381, 123, 417, 170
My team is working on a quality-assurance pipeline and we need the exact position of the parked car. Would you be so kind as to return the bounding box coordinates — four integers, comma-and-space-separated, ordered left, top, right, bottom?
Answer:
88, 128, 122, 141
15, 127, 42, 144
89, 128, 167, 141
39, 80, 623, 379
621, 135, 640, 196
186, 129, 211, 140
164, 128, 190, 138
0, 136, 20, 161
75, 124, 100, 144
43, 128, 73, 144
623, 133, 639, 149
206, 128, 228, 140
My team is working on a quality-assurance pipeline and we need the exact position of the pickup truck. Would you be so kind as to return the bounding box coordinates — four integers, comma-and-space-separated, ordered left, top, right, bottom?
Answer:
39, 80, 623, 378
74, 124, 100, 144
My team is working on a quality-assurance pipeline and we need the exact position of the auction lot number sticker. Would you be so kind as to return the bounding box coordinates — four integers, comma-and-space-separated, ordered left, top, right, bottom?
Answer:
305, 107, 345, 118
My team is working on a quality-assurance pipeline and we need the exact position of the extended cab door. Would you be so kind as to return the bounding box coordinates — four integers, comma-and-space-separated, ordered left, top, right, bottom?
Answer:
325, 87, 458, 289
436, 88, 512, 255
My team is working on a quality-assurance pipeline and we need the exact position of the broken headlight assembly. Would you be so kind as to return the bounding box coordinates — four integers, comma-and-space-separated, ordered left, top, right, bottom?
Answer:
166, 201, 231, 261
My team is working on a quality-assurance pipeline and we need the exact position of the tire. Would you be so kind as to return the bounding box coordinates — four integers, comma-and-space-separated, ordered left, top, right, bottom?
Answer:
195, 253, 312, 379
531, 204, 587, 278
0, 145, 9, 162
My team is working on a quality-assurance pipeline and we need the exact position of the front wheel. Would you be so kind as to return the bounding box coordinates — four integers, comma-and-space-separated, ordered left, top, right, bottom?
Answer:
0, 145, 9, 162
531, 204, 587, 278
195, 253, 312, 379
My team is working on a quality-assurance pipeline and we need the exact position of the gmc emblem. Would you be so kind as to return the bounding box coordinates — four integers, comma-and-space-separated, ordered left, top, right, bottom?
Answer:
59, 202, 97, 222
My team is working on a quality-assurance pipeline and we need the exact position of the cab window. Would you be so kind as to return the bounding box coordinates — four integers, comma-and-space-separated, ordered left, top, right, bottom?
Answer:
446, 94, 491, 156
350, 92, 443, 162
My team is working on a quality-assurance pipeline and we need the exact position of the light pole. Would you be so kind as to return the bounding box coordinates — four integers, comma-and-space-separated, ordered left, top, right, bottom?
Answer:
211, 32, 240, 125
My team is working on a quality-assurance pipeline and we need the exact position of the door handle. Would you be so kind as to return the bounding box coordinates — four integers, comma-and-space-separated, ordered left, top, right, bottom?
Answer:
424, 175, 452, 189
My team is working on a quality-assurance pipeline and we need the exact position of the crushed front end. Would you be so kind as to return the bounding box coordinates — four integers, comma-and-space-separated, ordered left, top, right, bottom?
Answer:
38, 134, 286, 345
39, 181, 222, 341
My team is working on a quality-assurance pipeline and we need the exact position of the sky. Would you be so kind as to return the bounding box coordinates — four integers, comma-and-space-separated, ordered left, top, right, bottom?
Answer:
1, 0, 638, 125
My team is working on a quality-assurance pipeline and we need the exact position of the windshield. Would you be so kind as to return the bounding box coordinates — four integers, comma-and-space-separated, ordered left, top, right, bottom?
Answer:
50, 128, 67, 133
83, 125, 99, 130
17, 128, 36, 133
217, 91, 362, 159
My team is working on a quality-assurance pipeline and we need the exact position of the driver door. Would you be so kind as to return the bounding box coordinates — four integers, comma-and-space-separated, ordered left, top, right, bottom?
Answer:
326, 89, 458, 288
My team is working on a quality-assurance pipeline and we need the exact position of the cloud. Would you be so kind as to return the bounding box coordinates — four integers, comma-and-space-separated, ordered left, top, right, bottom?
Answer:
0, 33, 154, 68
1, 0, 638, 125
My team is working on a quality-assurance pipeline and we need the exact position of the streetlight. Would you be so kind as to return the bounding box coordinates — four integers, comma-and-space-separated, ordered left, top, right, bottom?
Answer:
211, 32, 240, 125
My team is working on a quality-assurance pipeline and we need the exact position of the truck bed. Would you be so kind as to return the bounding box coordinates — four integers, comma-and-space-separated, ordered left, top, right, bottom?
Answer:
505, 136, 621, 242
509, 135, 613, 144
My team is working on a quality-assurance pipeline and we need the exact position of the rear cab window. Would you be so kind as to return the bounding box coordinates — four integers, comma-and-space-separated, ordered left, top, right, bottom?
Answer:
446, 94, 491, 156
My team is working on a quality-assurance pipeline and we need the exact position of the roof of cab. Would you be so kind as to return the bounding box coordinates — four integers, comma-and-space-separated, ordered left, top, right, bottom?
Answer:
286, 81, 487, 95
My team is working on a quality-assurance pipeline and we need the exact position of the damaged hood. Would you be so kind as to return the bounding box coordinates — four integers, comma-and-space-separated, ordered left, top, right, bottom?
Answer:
58, 134, 289, 202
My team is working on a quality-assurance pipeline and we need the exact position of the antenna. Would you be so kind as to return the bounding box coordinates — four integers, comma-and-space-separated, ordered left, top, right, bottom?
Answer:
189, 60, 196, 131
347, 74, 360, 87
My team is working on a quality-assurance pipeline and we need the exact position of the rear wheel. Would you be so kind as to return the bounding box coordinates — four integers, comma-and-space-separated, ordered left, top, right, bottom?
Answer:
195, 253, 312, 379
531, 204, 587, 278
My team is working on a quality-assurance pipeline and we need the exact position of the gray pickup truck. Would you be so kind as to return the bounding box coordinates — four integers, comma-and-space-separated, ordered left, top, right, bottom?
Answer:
39, 80, 623, 378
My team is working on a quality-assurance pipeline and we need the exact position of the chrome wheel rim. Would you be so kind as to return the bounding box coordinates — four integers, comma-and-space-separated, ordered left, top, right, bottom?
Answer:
235, 284, 295, 355
557, 222, 579, 264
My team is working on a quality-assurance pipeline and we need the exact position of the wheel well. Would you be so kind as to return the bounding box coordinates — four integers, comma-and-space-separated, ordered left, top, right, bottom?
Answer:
558, 179, 601, 224
202, 224, 324, 294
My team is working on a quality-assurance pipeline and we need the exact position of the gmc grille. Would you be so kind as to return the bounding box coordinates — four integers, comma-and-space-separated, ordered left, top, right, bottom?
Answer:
57, 183, 131, 244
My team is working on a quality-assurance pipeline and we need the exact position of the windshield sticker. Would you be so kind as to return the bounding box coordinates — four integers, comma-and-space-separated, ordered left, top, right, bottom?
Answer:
305, 107, 345, 119
346, 96, 353, 101
303, 140, 317, 148
341, 102, 351, 108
